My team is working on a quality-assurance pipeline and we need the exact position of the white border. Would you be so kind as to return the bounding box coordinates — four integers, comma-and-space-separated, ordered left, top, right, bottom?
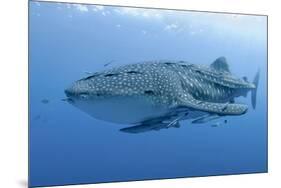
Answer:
1, 0, 280, 188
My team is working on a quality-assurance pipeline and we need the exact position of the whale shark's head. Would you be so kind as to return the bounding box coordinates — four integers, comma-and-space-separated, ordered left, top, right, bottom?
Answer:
64, 69, 169, 124
65, 70, 153, 101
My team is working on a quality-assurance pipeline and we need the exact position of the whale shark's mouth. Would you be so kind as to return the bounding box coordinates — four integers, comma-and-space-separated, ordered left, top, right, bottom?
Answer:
64, 87, 93, 100
63, 97, 75, 104
64, 91, 86, 106
64, 85, 114, 100
65, 88, 88, 97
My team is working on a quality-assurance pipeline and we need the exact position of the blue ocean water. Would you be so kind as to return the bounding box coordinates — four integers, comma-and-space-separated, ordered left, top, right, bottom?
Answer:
29, 1, 268, 187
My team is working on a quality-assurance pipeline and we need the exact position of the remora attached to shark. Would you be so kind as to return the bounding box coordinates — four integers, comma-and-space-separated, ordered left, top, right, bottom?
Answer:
65, 57, 259, 133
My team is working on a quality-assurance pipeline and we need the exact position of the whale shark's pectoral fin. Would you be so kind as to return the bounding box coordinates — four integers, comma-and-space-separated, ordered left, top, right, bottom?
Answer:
179, 94, 248, 115
120, 118, 182, 134
120, 113, 186, 133
120, 122, 173, 133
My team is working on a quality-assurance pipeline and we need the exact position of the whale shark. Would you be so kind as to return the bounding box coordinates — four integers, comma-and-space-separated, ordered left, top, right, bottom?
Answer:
65, 57, 259, 133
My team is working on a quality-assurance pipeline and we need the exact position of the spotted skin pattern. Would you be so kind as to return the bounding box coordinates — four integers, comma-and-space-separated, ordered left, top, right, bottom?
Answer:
65, 58, 259, 133
67, 60, 254, 115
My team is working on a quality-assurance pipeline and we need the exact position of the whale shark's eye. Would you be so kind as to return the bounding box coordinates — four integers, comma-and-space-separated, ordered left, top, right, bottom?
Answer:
144, 90, 155, 95
78, 92, 90, 99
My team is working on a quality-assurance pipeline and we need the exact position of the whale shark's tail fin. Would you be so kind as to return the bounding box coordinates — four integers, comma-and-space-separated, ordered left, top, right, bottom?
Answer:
251, 70, 260, 109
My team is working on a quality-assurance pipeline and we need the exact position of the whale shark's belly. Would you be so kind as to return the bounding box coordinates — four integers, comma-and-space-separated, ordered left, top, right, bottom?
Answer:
71, 96, 170, 124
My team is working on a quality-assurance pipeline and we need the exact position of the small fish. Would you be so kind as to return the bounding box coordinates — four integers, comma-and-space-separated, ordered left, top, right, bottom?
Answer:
224, 119, 228, 124
41, 99, 49, 104
104, 60, 114, 67
211, 122, 221, 127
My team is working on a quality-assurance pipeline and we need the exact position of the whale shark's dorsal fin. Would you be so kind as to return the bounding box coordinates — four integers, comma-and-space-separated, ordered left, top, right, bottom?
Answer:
210, 56, 230, 73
